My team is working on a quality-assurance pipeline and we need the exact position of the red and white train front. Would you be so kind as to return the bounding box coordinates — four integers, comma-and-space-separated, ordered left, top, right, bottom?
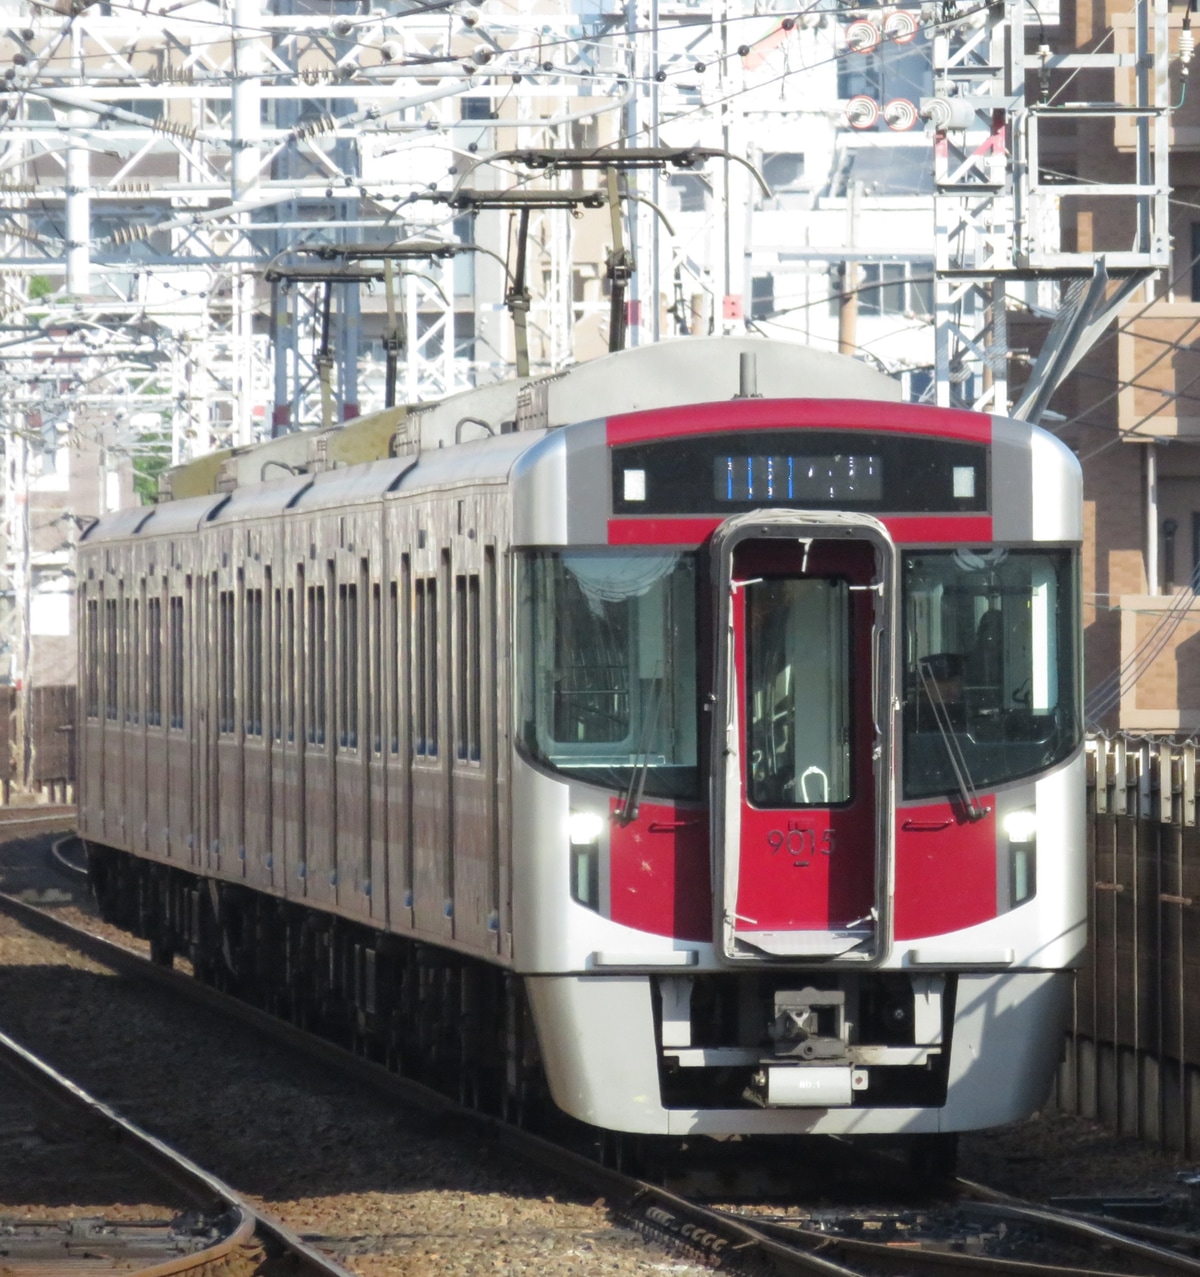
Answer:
508, 393, 1085, 1137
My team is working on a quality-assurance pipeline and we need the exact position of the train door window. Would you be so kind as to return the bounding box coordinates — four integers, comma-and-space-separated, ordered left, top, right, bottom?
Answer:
168, 595, 184, 729
415, 579, 427, 755
123, 597, 137, 725
371, 582, 382, 755
271, 586, 282, 741
104, 598, 119, 721
745, 579, 851, 807
245, 587, 263, 738
86, 599, 100, 720
218, 589, 236, 734
414, 574, 439, 757
307, 583, 327, 746
147, 596, 162, 727
392, 567, 405, 756
338, 581, 358, 749
455, 573, 482, 763
484, 547, 496, 764
455, 576, 467, 760
132, 597, 141, 725
285, 587, 296, 743
428, 574, 439, 756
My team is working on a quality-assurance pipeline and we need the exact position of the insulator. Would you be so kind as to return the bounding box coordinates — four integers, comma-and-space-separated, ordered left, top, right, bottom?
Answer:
920, 95, 975, 130
883, 9, 919, 42
883, 97, 919, 130
845, 18, 880, 51
1181, 26, 1195, 63
845, 94, 880, 129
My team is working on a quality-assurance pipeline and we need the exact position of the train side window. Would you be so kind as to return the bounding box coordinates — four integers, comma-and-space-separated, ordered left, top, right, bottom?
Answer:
338, 581, 359, 750
307, 583, 327, 746
371, 582, 382, 754
104, 598, 119, 721
245, 587, 263, 738
168, 595, 184, 729
218, 589, 235, 734
86, 599, 100, 720
147, 596, 162, 727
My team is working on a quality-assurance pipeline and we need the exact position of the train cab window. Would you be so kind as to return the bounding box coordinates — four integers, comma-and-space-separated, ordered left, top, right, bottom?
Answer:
168, 595, 184, 729
86, 599, 100, 720
902, 548, 1081, 799
745, 579, 850, 807
516, 550, 699, 800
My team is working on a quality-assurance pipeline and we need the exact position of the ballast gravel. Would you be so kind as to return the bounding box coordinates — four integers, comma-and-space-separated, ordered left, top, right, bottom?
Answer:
1, 829, 1197, 1276
0, 840, 709, 1277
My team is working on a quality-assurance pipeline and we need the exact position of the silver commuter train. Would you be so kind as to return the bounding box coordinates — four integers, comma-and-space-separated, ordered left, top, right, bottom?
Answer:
78, 337, 1085, 1144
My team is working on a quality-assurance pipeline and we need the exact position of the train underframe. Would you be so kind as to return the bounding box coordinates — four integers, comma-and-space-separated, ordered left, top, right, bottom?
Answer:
85, 843, 547, 1120
86, 840, 1071, 1158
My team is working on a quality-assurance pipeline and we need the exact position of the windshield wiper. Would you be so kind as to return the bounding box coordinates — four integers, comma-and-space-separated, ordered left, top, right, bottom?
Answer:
916, 657, 989, 822
616, 674, 665, 824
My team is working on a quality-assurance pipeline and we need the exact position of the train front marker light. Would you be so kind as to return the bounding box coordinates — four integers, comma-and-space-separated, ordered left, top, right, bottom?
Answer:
1004, 809, 1037, 904
569, 811, 603, 910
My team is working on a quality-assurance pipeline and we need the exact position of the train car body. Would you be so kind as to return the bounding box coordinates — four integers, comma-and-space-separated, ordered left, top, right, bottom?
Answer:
78, 337, 1085, 1140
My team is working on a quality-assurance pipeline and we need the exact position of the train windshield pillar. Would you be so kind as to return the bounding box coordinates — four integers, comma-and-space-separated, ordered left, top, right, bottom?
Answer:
711, 511, 896, 964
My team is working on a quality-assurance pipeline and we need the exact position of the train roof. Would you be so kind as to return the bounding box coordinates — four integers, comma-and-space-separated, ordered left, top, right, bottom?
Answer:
159, 338, 903, 501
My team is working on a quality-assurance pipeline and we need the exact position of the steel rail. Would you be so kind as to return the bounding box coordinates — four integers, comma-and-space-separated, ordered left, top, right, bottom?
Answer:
7, 887, 1200, 1277
0, 888, 864, 1277
0, 1026, 353, 1277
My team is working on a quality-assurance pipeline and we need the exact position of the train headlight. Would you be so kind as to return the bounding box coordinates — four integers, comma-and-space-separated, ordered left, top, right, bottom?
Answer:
568, 811, 603, 912
1003, 808, 1037, 904
568, 811, 604, 846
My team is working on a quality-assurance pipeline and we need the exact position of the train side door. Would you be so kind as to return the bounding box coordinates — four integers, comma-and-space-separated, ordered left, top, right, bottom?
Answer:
712, 512, 895, 962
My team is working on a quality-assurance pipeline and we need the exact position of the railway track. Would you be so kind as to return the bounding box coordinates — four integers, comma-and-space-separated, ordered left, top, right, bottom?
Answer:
0, 1022, 354, 1277
4, 841, 1200, 1277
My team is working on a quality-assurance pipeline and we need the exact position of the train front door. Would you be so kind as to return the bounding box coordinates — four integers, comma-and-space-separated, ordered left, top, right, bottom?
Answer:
712, 513, 895, 961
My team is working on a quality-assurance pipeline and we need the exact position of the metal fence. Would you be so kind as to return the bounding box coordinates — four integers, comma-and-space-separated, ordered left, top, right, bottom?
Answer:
1059, 737, 1200, 1152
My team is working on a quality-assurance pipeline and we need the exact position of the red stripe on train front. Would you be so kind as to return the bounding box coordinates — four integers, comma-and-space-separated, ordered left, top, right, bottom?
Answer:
605, 399, 992, 446
608, 515, 994, 546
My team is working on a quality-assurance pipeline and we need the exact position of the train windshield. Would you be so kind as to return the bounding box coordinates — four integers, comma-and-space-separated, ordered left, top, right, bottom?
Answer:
516, 550, 699, 800
902, 548, 1081, 799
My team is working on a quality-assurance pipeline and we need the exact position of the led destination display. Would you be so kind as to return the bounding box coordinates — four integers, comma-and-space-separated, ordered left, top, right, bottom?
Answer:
611, 430, 988, 516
